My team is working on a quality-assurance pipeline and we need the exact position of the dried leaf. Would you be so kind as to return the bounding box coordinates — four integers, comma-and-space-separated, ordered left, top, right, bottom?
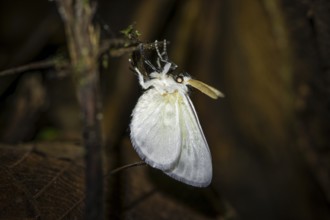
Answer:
0, 143, 85, 220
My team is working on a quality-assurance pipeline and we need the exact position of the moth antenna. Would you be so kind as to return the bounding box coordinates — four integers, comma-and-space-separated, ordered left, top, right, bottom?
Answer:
155, 40, 169, 71
155, 40, 169, 63
155, 40, 163, 60
155, 39, 178, 73
162, 40, 169, 61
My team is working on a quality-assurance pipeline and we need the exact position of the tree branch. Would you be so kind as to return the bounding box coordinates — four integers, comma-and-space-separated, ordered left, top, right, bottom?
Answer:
0, 60, 68, 77
55, 0, 104, 219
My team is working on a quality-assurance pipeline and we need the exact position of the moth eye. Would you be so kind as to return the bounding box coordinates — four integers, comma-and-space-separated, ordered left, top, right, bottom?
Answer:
176, 76, 184, 83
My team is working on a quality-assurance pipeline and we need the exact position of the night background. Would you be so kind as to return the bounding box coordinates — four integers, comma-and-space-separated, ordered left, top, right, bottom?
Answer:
0, 0, 329, 219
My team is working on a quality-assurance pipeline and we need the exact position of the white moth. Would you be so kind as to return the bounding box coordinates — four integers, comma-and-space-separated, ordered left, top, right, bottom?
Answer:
129, 40, 224, 187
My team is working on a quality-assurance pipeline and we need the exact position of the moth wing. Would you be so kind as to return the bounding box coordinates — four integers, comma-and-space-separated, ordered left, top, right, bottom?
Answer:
165, 94, 212, 187
130, 89, 181, 170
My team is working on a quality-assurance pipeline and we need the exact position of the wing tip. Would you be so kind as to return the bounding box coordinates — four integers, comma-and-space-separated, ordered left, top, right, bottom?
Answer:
165, 171, 212, 188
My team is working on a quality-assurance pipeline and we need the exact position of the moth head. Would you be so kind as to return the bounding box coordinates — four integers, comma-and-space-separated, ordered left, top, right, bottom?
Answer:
181, 73, 225, 99
171, 72, 191, 84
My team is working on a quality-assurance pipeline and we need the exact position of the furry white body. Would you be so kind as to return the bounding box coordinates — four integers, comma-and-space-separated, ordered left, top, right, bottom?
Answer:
130, 63, 213, 187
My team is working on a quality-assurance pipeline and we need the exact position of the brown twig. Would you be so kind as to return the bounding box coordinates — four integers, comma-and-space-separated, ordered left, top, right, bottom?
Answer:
0, 39, 167, 78
0, 60, 67, 77
106, 161, 146, 176
55, 0, 104, 219
100, 39, 169, 56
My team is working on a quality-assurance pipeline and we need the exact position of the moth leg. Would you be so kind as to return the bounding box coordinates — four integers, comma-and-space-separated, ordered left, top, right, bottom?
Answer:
129, 58, 151, 90
138, 43, 161, 73
144, 60, 159, 73
156, 57, 162, 70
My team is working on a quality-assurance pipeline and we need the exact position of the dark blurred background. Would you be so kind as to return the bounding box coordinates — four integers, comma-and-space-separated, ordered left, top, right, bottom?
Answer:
0, 0, 330, 219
